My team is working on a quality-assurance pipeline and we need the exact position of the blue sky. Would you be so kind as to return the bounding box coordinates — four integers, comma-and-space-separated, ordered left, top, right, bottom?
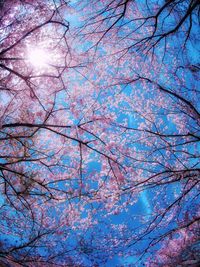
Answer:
0, 1, 199, 266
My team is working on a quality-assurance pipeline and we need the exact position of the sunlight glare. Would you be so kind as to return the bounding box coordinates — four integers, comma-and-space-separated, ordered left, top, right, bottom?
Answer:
28, 48, 49, 68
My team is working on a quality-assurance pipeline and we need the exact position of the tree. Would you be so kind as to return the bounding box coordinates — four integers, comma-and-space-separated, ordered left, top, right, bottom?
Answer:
0, 0, 199, 266
77, 0, 199, 58
72, 0, 200, 264
146, 217, 200, 266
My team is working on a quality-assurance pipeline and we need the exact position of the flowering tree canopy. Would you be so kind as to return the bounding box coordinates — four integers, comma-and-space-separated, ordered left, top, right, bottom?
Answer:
0, 0, 199, 266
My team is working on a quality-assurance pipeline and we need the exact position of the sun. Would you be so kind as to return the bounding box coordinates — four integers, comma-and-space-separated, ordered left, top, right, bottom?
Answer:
28, 48, 49, 68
